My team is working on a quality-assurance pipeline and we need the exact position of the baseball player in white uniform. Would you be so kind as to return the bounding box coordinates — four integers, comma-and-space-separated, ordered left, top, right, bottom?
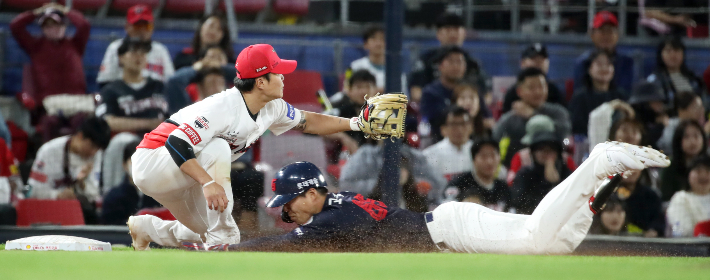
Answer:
127, 44, 369, 250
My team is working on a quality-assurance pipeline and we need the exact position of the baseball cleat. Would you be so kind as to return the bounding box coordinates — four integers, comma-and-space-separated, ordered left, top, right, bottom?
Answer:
589, 173, 623, 214
588, 141, 670, 179
127, 215, 152, 251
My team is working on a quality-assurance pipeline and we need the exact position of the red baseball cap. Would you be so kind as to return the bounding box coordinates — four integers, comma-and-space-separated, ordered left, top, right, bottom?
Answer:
235, 44, 297, 79
592, 11, 618, 29
127, 4, 154, 24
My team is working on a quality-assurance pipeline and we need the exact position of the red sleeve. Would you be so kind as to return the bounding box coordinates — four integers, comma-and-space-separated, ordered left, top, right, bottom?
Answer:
66, 10, 90, 55
10, 11, 39, 54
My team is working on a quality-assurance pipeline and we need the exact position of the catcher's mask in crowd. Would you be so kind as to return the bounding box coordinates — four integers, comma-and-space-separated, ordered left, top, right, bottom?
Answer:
266, 161, 328, 208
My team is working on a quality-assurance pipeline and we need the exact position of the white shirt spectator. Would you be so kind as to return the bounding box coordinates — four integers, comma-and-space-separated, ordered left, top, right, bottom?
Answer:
587, 102, 615, 151
97, 38, 175, 84
349, 57, 407, 91
423, 138, 473, 181
28, 135, 102, 202
666, 190, 710, 237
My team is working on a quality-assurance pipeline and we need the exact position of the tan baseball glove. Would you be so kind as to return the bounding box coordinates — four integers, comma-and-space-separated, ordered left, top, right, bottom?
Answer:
356, 92, 408, 140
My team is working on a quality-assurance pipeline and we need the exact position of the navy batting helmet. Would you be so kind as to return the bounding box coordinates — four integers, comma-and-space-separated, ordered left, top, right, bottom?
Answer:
266, 161, 328, 208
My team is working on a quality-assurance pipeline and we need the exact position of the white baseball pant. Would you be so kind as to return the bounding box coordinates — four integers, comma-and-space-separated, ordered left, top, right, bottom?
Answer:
131, 138, 240, 247
426, 152, 602, 254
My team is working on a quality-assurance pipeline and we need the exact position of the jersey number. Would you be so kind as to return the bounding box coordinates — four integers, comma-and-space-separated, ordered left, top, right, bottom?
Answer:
352, 194, 388, 221
328, 193, 344, 206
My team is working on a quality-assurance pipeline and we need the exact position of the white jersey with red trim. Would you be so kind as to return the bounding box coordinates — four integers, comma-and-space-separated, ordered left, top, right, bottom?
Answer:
168, 87, 302, 162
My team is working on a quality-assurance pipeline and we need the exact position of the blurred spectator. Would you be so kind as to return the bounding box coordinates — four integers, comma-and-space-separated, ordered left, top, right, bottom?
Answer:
493, 68, 571, 166
617, 170, 666, 237
629, 81, 669, 147
28, 117, 111, 224
339, 141, 446, 205
452, 84, 491, 137
173, 14, 235, 70
101, 132, 140, 195
96, 39, 167, 134
573, 11, 634, 93
609, 118, 645, 146
322, 70, 375, 156
588, 195, 628, 235
370, 156, 429, 212
511, 131, 572, 214
657, 91, 707, 154
344, 26, 406, 93
667, 155, 710, 237
420, 46, 492, 142
166, 45, 233, 113
445, 138, 511, 212
0, 114, 10, 147
506, 115, 576, 185
0, 138, 20, 225
423, 107, 474, 181
230, 161, 264, 232
660, 120, 707, 201
101, 140, 160, 225
569, 49, 628, 136
645, 0, 705, 37
409, 13, 489, 103
97, 4, 174, 86
587, 101, 637, 149
502, 43, 565, 113
10, 2, 89, 102
646, 37, 706, 112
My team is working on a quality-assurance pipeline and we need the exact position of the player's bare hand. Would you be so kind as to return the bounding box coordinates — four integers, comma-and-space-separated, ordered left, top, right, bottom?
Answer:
203, 182, 229, 212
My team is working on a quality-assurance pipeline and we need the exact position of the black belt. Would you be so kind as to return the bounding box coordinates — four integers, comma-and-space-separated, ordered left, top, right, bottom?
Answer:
164, 119, 179, 126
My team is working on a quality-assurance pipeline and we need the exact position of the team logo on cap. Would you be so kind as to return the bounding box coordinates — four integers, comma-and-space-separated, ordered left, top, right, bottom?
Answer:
271, 179, 277, 192
255, 66, 268, 73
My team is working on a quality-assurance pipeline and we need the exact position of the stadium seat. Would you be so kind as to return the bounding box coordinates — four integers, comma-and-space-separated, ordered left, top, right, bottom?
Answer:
111, 0, 160, 10
282, 70, 323, 111
7, 122, 28, 162
695, 220, 710, 237
71, 0, 107, 11
163, 0, 205, 14
16, 199, 85, 226
225, 0, 267, 14
2, 0, 55, 10
272, 0, 309, 15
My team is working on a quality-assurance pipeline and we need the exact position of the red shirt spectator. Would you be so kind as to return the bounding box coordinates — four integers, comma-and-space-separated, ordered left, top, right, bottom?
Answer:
10, 4, 90, 103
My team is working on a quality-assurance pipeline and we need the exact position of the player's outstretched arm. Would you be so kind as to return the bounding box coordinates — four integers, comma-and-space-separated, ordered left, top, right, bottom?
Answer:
291, 111, 356, 135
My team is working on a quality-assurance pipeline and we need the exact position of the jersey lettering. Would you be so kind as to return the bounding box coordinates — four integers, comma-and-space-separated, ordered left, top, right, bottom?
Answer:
352, 194, 388, 221
178, 123, 202, 145
286, 103, 295, 120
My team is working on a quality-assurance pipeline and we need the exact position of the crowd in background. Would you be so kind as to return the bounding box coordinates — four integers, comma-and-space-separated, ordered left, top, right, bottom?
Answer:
0, 3, 709, 239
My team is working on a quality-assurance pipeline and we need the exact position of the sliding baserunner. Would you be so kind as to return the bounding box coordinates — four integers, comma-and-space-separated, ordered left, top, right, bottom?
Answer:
185, 142, 669, 254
